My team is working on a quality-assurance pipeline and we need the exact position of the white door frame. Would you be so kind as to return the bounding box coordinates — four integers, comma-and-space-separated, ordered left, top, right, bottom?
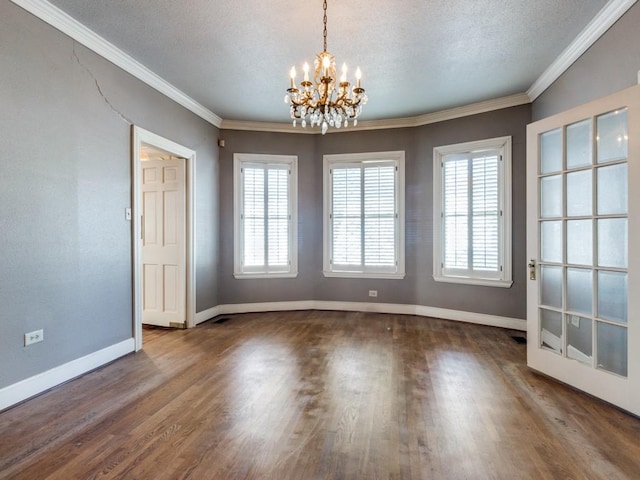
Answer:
132, 125, 196, 351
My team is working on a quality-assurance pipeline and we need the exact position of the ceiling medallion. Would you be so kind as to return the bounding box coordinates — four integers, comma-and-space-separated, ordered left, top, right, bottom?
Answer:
285, 0, 368, 134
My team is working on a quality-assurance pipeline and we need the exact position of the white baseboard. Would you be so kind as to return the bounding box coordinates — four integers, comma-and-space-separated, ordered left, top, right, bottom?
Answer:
541, 328, 562, 352
195, 305, 223, 324
194, 301, 316, 324
0, 338, 134, 412
196, 301, 526, 331
567, 344, 593, 364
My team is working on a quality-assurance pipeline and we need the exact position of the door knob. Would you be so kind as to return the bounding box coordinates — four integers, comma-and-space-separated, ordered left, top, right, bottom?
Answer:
528, 259, 537, 280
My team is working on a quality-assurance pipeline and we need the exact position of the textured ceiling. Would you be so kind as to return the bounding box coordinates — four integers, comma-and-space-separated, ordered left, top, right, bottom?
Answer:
47, 0, 609, 123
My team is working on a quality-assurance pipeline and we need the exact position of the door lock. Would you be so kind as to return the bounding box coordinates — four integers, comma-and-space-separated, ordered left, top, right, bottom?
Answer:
528, 259, 537, 280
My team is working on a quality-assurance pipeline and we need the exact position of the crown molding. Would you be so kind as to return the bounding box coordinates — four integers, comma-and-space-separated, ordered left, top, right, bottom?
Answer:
220, 120, 319, 134
13, 0, 633, 132
527, 0, 638, 100
10, 0, 223, 127
221, 93, 532, 134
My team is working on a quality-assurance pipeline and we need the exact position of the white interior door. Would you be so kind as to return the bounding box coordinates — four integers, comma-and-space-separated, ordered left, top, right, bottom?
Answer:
141, 156, 186, 327
526, 84, 640, 416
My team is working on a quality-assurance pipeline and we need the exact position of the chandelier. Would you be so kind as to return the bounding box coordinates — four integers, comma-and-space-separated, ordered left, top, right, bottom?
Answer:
285, 0, 367, 134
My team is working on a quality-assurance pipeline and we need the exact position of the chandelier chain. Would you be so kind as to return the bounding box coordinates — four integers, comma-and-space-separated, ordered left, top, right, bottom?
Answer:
323, 0, 328, 52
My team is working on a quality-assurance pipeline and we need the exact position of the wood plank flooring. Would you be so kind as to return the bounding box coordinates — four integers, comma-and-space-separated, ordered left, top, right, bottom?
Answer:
1, 311, 639, 479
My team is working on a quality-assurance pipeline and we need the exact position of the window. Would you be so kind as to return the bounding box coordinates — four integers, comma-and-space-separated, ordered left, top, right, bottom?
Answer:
234, 154, 297, 278
323, 151, 405, 278
433, 136, 512, 287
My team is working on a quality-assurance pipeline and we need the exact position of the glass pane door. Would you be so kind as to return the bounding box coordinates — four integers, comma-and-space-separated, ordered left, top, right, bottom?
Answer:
538, 111, 628, 375
526, 85, 639, 416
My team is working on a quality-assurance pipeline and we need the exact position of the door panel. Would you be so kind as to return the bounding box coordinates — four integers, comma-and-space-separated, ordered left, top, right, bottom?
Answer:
526, 84, 640, 416
141, 157, 186, 327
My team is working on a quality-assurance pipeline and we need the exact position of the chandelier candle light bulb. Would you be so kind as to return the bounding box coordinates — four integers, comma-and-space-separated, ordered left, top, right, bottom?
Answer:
289, 66, 296, 88
285, 0, 367, 134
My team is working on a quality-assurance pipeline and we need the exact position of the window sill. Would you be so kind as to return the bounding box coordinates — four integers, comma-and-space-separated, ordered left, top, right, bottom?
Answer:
323, 271, 406, 280
234, 272, 298, 280
433, 275, 513, 288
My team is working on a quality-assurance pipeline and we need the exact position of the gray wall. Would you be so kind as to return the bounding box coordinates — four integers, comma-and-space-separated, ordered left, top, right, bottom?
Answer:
217, 131, 317, 303
219, 104, 530, 319
0, 2, 219, 388
532, 3, 640, 120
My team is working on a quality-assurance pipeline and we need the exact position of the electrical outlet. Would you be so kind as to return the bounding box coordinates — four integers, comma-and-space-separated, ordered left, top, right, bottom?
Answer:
369, 290, 378, 298
570, 315, 580, 328
24, 329, 44, 346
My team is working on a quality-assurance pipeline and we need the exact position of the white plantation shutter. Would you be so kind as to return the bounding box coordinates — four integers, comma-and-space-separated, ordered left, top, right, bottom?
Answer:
364, 164, 396, 267
238, 160, 294, 275
444, 156, 469, 269
471, 154, 499, 271
267, 168, 289, 268
434, 137, 511, 287
242, 167, 265, 267
331, 167, 362, 265
329, 160, 399, 274
442, 150, 502, 278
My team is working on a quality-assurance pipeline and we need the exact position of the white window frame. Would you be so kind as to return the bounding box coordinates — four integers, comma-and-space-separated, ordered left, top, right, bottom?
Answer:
323, 151, 405, 279
233, 153, 298, 279
433, 136, 512, 288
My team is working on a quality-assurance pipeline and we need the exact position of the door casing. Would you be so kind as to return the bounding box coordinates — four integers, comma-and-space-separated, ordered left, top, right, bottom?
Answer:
132, 125, 196, 351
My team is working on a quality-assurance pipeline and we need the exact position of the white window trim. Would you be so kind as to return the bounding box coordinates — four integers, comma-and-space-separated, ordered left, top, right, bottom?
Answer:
233, 153, 298, 279
433, 136, 513, 288
323, 151, 405, 279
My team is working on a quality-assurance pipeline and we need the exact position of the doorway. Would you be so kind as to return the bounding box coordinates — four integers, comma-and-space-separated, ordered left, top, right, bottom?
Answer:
132, 126, 196, 351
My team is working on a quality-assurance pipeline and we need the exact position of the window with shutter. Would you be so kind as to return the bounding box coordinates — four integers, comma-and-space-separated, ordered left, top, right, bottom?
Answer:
323, 151, 405, 279
434, 137, 512, 287
234, 154, 298, 278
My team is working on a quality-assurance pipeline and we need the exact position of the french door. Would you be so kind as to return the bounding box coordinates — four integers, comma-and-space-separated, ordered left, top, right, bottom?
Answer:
526, 84, 640, 416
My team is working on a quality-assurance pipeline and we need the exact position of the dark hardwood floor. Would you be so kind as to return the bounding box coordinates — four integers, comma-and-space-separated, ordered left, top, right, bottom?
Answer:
1, 311, 639, 479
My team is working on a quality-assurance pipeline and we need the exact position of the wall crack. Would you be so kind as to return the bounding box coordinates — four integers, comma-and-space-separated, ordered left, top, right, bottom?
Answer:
72, 42, 132, 125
